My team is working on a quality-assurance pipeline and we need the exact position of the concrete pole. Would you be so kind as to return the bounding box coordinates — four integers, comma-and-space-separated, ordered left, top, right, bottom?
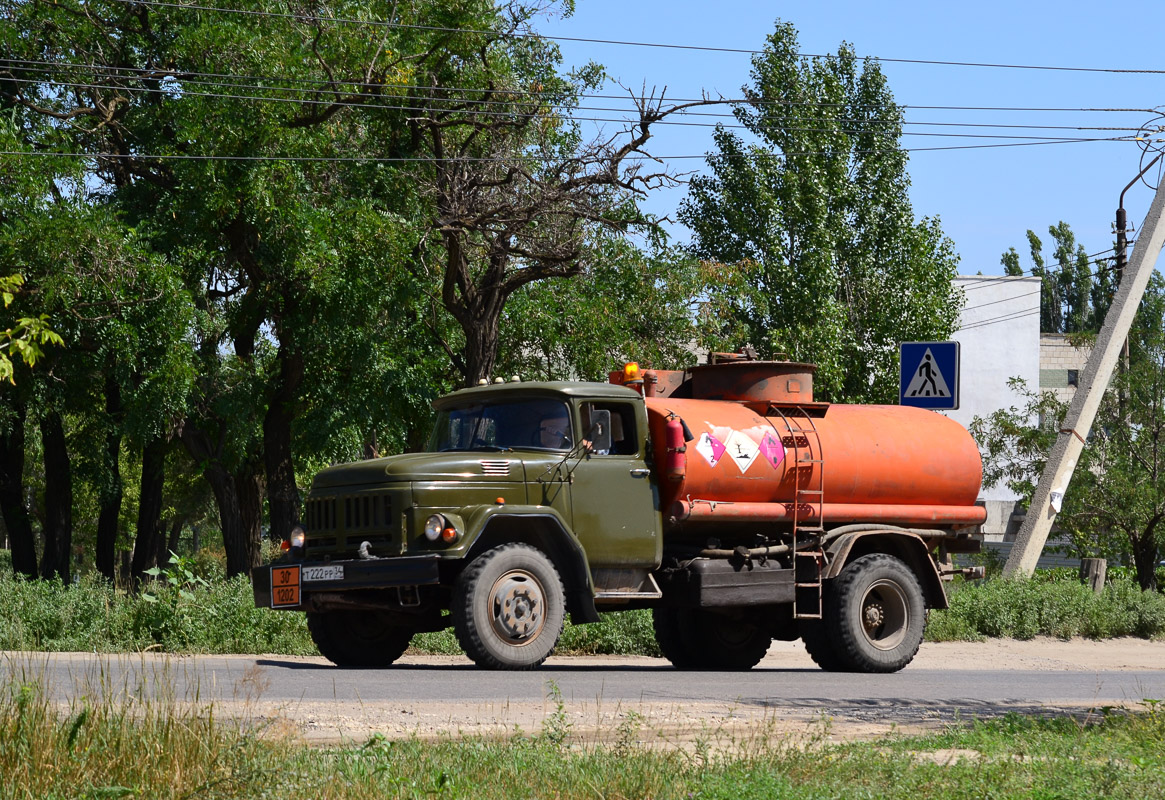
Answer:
1002, 176, 1165, 578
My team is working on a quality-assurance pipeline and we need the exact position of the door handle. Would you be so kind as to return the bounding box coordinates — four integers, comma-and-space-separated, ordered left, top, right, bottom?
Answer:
629, 468, 650, 478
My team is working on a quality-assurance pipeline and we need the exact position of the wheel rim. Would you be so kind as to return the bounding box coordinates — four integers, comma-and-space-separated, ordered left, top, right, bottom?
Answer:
488, 569, 546, 646
859, 578, 909, 650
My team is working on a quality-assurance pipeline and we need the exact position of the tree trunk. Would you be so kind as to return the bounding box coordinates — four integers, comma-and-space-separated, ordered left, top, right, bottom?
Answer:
263, 347, 303, 541
131, 436, 166, 583
95, 376, 123, 580
1132, 531, 1159, 592
166, 515, 185, 555
39, 411, 73, 583
460, 315, 501, 386
180, 422, 260, 578
0, 401, 36, 578
236, 459, 263, 570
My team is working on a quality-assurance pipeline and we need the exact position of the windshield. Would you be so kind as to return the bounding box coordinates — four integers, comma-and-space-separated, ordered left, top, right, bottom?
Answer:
428, 398, 573, 452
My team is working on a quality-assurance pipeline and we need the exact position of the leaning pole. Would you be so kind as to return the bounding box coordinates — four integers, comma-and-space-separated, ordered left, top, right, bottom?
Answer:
1002, 172, 1165, 578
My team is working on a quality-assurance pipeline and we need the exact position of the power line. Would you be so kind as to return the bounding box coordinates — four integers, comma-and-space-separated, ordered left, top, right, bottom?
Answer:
960, 247, 1120, 293
3, 71, 1152, 135
7, 76, 1147, 143
0, 136, 1140, 167
102, 0, 1165, 75
2, 58, 1155, 116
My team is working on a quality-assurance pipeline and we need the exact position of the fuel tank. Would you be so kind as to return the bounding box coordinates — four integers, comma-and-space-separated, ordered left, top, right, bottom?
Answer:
644, 396, 986, 529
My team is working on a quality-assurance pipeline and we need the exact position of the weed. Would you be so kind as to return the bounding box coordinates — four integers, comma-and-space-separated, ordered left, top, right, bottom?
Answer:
540, 680, 572, 749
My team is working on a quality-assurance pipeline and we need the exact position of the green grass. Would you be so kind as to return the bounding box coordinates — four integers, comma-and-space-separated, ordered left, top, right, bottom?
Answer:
2, 550, 1164, 657
2, 670, 1164, 799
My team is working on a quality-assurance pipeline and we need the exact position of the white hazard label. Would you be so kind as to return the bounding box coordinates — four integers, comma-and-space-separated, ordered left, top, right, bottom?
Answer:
723, 430, 760, 474
903, 347, 952, 398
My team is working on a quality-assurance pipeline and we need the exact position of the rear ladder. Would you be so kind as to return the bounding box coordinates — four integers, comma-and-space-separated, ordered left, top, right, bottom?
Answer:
771, 405, 826, 620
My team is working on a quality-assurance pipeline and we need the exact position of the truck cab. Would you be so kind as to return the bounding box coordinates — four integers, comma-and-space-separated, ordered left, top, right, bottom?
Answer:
255, 381, 665, 670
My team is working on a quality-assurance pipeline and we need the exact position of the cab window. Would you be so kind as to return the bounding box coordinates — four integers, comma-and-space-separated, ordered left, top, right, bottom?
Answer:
580, 402, 638, 456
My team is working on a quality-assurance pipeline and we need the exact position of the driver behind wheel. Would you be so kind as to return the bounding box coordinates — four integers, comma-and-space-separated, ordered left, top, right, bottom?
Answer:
538, 414, 571, 449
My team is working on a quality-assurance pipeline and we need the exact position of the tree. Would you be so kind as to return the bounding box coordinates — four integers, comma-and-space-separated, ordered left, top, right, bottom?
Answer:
497, 237, 719, 381
971, 274, 1165, 590
679, 21, 961, 404
998, 221, 1112, 333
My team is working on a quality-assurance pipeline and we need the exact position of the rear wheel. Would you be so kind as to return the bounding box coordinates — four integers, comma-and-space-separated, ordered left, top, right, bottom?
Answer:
828, 554, 926, 673
307, 611, 413, 667
452, 543, 566, 670
655, 608, 771, 670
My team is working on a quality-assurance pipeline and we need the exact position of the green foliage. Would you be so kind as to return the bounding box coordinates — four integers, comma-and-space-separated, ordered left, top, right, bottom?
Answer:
927, 574, 1165, 642
0, 569, 314, 655
680, 20, 962, 403
410, 609, 660, 657
999, 221, 1114, 333
0, 274, 62, 383
4, 672, 1165, 799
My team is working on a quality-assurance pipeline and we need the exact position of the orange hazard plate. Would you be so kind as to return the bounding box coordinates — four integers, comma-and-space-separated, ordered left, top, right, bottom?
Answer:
270, 565, 301, 608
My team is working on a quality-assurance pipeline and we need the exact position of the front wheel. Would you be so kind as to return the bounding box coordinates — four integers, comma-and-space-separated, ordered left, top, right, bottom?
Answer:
307, 611, 414, 667
452, 543, 566, 669
827, 553, 927, 673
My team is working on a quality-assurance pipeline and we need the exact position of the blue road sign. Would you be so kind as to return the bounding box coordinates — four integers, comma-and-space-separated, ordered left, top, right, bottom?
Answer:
900, 341, 960, 410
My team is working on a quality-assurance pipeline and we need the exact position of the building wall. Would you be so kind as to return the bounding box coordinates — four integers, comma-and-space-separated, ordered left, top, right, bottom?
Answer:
945, 276, 1042, 507
1039, 333, 1091, 404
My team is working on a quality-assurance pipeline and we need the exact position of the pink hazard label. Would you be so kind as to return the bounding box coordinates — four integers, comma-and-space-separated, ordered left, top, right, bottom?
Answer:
695, 432, 727, 466
758, 432, 785, 470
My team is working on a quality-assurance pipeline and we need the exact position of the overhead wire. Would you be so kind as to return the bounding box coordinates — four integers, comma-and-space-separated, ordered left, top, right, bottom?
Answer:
101, 0, 1165, 75
2, 56, 1156, 115
959, 247, 1120, 293
0, 136, 1142, 167
4, 75, 1148, 143
0, 61, 1155, 137
956, 254, 1126, 331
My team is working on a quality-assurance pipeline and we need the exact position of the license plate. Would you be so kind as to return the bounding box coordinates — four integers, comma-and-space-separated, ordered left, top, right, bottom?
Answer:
270, 565, 301, 608
303, 565, 344, 582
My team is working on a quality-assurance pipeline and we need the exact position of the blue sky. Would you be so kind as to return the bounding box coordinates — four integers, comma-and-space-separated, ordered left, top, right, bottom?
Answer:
539, 1, 1165, 276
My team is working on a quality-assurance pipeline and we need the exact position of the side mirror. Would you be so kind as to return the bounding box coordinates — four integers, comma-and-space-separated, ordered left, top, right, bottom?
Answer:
587, 409, 612, 454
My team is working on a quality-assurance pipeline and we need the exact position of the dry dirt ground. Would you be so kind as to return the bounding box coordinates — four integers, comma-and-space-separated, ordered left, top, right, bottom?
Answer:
239, 638, 1165, 746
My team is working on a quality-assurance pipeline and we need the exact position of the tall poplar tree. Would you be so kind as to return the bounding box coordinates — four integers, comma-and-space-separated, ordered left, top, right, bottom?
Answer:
680, 21, 961, 404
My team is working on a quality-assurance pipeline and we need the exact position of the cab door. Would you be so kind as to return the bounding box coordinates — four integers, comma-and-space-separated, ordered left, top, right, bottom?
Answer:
568, 400, 661, 568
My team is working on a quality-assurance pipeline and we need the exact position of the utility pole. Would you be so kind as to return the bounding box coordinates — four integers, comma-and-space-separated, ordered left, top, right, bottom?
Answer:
1003, 159, 1165, 578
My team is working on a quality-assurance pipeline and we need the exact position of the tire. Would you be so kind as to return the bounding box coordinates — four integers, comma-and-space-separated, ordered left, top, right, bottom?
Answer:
452, 543, 566, 670
827, 553, 927, 673
307, 611, 413, 667
654, 608, 770, 670
652, 607, 699, 668
799, 618, 846, 671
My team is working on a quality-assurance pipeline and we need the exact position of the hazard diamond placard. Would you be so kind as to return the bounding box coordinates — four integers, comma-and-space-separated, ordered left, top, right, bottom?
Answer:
899, 341, 960, 410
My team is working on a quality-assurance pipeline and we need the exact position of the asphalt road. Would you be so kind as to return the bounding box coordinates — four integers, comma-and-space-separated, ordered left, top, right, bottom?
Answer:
8, 649, 1164, 723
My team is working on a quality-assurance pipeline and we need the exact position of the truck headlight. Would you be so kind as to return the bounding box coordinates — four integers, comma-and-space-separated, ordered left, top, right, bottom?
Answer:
424, 514, 445, 541
289, 525, 306, 549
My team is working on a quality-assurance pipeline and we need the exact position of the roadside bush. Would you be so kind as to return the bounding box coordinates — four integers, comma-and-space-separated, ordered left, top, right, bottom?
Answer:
0, 568, 314, 655
927, 573, 1165, 642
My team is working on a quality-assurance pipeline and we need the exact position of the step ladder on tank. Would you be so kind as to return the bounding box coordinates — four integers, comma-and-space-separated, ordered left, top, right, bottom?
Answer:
770, 405, 826, 620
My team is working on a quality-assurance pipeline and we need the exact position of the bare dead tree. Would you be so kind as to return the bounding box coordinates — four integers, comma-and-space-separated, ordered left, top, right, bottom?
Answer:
408, 78, 714, 384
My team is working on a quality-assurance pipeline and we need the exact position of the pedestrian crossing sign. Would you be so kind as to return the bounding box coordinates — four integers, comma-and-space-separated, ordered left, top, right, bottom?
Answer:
899, 341, 959, 410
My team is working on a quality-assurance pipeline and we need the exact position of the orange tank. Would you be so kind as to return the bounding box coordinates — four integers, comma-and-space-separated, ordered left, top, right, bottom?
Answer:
644, 396, 986, 530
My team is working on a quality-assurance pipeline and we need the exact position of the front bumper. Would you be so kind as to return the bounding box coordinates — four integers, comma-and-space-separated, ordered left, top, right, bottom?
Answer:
251, 555, 442, 610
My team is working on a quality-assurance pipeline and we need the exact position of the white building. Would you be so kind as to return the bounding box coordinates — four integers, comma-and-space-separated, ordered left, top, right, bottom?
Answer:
945, 275, 1041, 508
